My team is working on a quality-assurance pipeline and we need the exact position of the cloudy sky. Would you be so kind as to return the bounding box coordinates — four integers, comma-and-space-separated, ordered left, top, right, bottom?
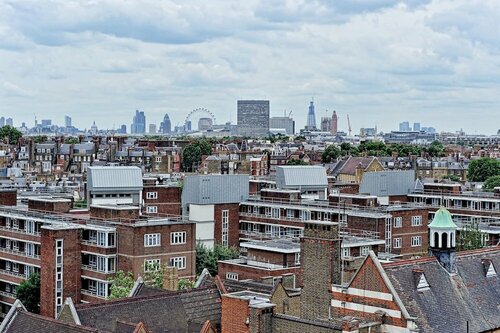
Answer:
1, 0, 499, 134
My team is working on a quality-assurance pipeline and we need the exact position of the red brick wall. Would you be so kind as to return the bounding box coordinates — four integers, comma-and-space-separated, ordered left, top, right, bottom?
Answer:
221, 295, 250, 333
0, 190, 16, 206
116, 223, 196, 279
28, 199, 72, 213
246, 248, 296, 267
40, 228, 82, 318
142, 186, 181, 216
90, 206, 140, 221
214, 203, 240, 248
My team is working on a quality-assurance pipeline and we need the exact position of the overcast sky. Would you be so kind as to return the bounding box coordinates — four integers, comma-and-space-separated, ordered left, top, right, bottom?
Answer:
1, 0, 499, 134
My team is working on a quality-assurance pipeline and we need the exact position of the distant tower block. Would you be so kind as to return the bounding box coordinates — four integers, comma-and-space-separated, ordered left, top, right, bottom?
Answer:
331, 110, 338, 135
306, 100, 317, 130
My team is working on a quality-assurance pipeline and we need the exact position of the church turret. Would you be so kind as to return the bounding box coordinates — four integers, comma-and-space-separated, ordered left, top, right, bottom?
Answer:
429, 207, 457, 273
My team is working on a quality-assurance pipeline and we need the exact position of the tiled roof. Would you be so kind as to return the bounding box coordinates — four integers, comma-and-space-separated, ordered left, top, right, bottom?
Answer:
4, 309, 105, 333
76, 286, 221, 333
384, 248, 500, 333
337, 156, 377, 175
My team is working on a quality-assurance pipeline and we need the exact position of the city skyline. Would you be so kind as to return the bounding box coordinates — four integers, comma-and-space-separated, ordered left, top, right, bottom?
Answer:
1, 1, 500, 134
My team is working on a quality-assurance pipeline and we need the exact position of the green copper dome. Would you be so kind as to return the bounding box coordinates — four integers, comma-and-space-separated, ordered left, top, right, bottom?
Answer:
429, 207, 457, 229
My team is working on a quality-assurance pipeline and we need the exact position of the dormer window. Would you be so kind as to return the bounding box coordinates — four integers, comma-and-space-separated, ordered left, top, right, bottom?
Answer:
482, 259, 497, 278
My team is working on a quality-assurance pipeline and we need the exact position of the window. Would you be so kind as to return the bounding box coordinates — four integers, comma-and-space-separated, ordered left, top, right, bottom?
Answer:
411, 216, 422, 226
25, 243, 35, 257
393, 238, 402, 249
97, 256, 107, 272
147, 206, 158, 214
170, 231, 186, 245
286, 209, 294, 219
411, 236, 422, 247
393, 217, 402, 228
155, 156, 162, 162
222, 210, 229, 247
226, 272, 239, 281
26, 221, 35, 234
361, 246, 370, 256
342, 247, 350, 259
170, 256, 186, 270
12, 263, 19, 273
294, 252, 301, 265
144, 233, 161, 247
265, 207, 272, 217
271, 208, 280, 219
97, 232, 106, 247
108, 258, 116, 273
146, 192, 158, 199
253, 206, 259, 214
144, 259, 161, 272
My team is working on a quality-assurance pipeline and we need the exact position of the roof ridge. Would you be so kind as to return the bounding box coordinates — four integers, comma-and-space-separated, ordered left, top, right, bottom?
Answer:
382, 256, 436, 268
17, 310, 104, 332
76, 286, 218, 310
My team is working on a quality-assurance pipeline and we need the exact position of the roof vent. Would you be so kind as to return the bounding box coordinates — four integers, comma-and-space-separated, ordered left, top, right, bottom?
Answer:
482, 259, 497, 278
413, 269, 430, 291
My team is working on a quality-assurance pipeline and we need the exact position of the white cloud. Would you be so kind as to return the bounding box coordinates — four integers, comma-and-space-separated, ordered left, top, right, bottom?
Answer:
0, 0, 499, 133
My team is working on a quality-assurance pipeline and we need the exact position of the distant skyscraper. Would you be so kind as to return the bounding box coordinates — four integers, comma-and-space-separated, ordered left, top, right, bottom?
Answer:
269, 116, 295, 135
131, 110, 146, 134
331, 110, 338, 135
237, 100, 270, 137
5, 118, 13, 127
413, 122, 421, 132
320, 117, 331, 132
41, 119, 52, 127
65, 115, 72, 128
0, 117, 5, 127
149, 124, 157, 134
399, 121, 410, 132
198, 118, 213, 131
160, 113, 172, 134
119, 124, 127, 134
306, 100, 317, 130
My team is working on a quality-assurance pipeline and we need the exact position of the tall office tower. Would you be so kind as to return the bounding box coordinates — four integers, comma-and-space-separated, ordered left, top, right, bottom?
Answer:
320, 117, 331, 132
306, 100, 317, 130
198, 117, 213, 131
237, 100, 270, 137
331, 110, 338, 135
5, 118, 13, 127
65, 115, 72, 128
399, 121, 410, 132
149, 124, 156, 134
413, 122, 421, 132
269, 116, 295, 135
0, 117, 5, 127
120, 124, 127, 134
160, 113, 172, 134
131, 110, 146, 134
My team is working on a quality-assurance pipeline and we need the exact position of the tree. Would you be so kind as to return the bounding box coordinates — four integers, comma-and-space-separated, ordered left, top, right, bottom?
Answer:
196, 242, 239, 276
0, 125, 22, 144
322, 144, 341, 163
178, 279, 195, 290
483, 175, 500, 190
443, 175, 461, 182
287, 159, 309, 165
108, 271, 135, 299
143, 261, 168, 288
468, 158, 500, 182
427, 140, 444, 157
182, 139, 212, 172
16, 273, 40, 313
456, 222, 485, 251
64, 137, 80, 144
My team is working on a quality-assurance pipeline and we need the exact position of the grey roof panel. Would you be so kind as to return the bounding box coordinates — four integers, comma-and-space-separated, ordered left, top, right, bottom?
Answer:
359, 170, 415, 197
182, 174, 249, 206
87, 166, 143, 191
276, 166, 328, 190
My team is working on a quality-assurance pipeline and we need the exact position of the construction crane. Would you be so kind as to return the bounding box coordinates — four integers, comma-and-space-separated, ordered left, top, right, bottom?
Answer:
347, 115, 352, 136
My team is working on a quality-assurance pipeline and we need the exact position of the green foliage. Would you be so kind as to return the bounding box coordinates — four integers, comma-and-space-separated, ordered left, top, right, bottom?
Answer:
32, 135, 46, 143
294, 135, 306, 142
0, 125, 22, 144
443, 175, 461, 182
142, 262, 168, 288
426, 140, 444, 157
108, 271, 135, 299
64, 137, 80, 144
178, 278, 195, 290
196, 242, 239, 276
322, 144, 341, 163
456, 222, 485, 251
468, 158, 500, 182
357, 141, 389, 157
483, 175, 500, 190
182, 139, 212, 172
287, 159, 309, 165
339, 142, 359, 156
16, 273, 40, 313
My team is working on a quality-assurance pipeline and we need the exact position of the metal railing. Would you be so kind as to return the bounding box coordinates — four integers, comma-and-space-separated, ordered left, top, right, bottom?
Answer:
0, 226, 41, 237
0, 247, 40, 260
81, 264, 114, 274
0, 269, 27, 279
0, 291, 15, 298
80, 289, 107, 299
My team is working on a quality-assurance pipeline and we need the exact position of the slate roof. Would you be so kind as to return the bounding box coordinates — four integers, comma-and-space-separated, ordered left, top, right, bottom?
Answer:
3, 309, 105, 333
337, 156, 378, 175
384, 247, 500, 333
76, 286, 222, 333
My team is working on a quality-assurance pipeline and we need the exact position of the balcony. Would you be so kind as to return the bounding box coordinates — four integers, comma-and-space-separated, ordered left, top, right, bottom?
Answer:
0, 269, 27, 279
0, 226, 41, 237
81, 264, 114, 274
80, 289, 107, 300
0, 247, 40, 260
0, 291, 15, 299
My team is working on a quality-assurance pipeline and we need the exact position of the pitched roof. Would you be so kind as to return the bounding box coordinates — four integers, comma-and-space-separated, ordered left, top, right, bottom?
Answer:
76, 286, 222, 333
384, 247, 500, 333
3, 309, 105, 333
337, 156, 378, 175
428, 207, 457, 229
